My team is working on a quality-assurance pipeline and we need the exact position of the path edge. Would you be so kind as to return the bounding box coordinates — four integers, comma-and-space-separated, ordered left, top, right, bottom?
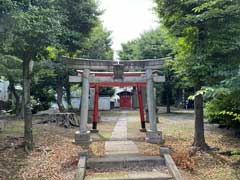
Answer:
75, 151, 88, 180
160, 147, 184, 180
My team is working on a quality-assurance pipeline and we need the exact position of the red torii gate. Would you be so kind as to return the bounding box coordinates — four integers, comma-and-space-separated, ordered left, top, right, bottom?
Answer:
76, 71, 147, 132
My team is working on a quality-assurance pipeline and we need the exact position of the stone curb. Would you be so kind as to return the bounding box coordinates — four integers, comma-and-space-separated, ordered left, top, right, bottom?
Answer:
160, 147, 184, 180
75, 151, 88, 180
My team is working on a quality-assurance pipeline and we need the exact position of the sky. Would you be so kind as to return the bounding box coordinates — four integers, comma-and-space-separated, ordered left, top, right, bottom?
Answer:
99, 0, 159, 58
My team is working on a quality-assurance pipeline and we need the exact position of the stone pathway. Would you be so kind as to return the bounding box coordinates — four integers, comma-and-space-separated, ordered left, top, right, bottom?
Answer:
105, 112, 139, 155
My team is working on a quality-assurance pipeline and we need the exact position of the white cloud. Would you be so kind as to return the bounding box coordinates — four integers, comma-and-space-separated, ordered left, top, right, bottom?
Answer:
99, 0, 159, 57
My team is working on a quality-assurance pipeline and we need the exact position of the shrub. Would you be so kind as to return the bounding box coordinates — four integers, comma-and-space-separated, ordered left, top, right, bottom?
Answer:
205, 90, 240, 129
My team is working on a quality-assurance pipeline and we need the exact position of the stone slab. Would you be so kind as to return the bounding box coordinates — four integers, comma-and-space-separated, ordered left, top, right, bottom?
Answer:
86, 171, 172, 180
105, 112, 139, 155
160, 147, 170, 156
87, 155, 165, 169
75, 156, 87, 180
105, 146, 138, 155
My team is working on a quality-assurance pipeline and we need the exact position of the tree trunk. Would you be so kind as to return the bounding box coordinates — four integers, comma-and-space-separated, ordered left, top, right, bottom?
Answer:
23, 59, 33, 151
193, 83, 209, 150
166, 83, 171, 113
65, 82, 73, 110
9, 81, 21, 117
182, 89, 185, 108
56, 84, 65, 112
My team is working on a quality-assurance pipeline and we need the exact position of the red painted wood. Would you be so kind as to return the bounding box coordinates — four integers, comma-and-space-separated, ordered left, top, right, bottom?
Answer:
90, 82, 146, 87
120, 95, 131, 108
137, 86, 145, 123
93, 85, 99, 123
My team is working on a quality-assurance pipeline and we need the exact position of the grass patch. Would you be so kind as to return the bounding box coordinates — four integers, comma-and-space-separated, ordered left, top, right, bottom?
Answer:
0, 120, 24, 139
90, 121, 116, 141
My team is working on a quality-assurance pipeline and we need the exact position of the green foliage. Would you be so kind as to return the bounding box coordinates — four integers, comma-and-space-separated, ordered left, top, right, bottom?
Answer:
3, 1, 62, 61
55, 0, 100, 55
119, 40, 141, 60
99, 87, 115, 97
80, 22, 113, 60
0, 54, 22, 81
0, 0, 111, 113
154, 0, 240, 86
203, 72, 240, 128
119, 27, 173, 60
31, 61, 57, 113
205, 90, 240, 128
119, 27, 177, 107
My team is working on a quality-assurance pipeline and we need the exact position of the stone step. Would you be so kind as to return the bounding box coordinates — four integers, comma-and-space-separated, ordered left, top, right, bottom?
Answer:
87, 155, 165, 169
85, 171, 173, 180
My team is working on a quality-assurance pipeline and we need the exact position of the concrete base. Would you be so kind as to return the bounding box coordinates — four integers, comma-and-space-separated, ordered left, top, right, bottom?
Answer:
140, 128, 147, 132
75, 131, 92, 145
145, 130, 164, 144
90, 129, 99, 133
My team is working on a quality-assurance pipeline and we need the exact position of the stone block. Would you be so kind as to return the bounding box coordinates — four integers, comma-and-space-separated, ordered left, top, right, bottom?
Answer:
140, 128, 147, 132
90, 129, 99, 133
79, 150, 88, 157
160, 147, 170, 156
75, 131, 92, 145
145, 130, 164, 144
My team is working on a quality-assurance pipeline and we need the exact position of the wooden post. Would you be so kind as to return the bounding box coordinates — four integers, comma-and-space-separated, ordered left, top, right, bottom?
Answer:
137, 85, 146, 132
91, 84, 99, 133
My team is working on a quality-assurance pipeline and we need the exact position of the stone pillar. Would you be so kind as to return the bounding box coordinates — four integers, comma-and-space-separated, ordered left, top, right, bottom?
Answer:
132, 87, 138, 109
75, 68, 91, 145
145, 68, 163, 144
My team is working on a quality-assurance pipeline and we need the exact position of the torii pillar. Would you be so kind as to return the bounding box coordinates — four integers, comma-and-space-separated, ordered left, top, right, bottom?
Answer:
137, 85, 146, 132
145, 68, 164, 143
75, 68, 92, 144
91, 84, 99, 133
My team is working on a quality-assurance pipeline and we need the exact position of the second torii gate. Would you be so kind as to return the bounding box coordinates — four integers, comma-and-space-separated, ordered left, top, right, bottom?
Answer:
72, 71, 161, 133
63, 56, 169, 145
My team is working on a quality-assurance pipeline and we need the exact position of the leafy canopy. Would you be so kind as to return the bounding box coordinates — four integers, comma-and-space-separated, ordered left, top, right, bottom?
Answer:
154, 0, 240, 86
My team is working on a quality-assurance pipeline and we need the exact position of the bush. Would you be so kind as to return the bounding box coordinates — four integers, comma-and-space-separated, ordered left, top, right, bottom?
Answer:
205, 90, 240, 129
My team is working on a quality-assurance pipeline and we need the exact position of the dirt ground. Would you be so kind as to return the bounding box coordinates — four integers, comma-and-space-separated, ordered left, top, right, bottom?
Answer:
0, 108, 240, 180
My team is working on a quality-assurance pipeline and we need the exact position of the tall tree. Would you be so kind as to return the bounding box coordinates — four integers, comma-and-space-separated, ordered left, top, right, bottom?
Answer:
119, 27, 172, 60
56, 0, 100, 56
154, 0, 240, 150
0, 0, 62, 151
49, 0, 100, 110
80, 22, 113, 60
